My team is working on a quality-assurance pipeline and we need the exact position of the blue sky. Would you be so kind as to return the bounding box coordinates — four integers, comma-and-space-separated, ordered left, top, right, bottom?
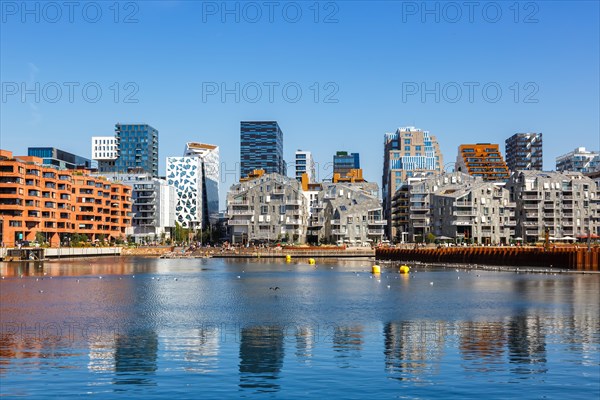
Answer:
1, 1, 599, 207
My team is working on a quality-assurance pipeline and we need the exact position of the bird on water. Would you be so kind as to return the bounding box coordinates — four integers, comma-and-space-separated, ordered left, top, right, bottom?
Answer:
269, 287, 280, 291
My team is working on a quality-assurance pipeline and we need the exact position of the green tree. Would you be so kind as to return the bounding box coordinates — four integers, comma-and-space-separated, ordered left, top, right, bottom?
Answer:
35, 231, 45, 244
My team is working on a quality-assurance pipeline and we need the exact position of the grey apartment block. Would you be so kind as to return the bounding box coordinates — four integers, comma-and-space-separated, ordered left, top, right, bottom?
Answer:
400, 172, 479, 242
308, 182, 386, 246
226, 173, 308, 244
507, 170, 600, 242
430, 181, 516, 244
100, 173, 176, 242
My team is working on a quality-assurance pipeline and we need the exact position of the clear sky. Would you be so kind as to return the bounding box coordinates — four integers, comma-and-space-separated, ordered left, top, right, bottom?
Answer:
1, 1, 599, 208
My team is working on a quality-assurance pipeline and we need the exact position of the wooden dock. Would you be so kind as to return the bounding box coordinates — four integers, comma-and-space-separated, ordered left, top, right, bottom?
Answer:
376, 246, 599, 271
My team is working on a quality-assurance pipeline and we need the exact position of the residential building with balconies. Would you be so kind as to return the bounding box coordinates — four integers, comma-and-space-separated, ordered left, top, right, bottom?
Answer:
505, 133, 543, 172
318, 182, 385, 246
226, 172, 308, 244
507, 170, 599, 242
456, 143, 510, 181
101, 173, 175, 243
430, 181, 516, 245
0, 149, 131, 247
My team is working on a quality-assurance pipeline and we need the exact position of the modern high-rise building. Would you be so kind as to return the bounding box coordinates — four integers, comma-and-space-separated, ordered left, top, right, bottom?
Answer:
114, 123, 159, 177
333, 151, 360, 177
101, 172, 176, 243
183, 142, 220, 224
455, 143, 510, 181
91, 124, 158, 176
505, 133, 543, 171
240, 121, 285, 178
382, 127, 443, 240
295, 150, 315, 182
556, 147, 600, 173
28, 147, 93, 170
166, 157, 204, 230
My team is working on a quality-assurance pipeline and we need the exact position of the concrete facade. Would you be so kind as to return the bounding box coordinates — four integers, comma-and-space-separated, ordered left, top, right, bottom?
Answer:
507, 170, 600, 242
226, 173, 308, 244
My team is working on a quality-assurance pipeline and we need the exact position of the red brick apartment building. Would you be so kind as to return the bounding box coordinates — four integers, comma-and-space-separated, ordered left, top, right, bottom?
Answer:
0, 149, 132, 247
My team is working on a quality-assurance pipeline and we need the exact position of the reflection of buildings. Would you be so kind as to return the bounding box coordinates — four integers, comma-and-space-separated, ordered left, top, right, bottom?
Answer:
333, 325, 363, 367
161, 328, 220, 373
459, 321, 506, 370
507, 315, 547, 373
383, 321, 446, 378
239, 326, 285, 392
114, 330, 159, 385
294, 326, 315, 362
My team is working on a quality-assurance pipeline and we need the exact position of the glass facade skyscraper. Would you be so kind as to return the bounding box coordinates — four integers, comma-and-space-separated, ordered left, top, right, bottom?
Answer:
333, 151, 360, 176
113, 123, 159, 177
240, 121, 285, 178
27, 147, 93, 170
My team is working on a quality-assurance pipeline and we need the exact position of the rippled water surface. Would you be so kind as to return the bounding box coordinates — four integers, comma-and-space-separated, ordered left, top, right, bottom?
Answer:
1, 257, 599, 399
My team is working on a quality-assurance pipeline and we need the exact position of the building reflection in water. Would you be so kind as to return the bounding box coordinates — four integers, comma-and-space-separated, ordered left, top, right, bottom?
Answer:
239, 326, 284, 393
332, 325, 363, 368
459, 321, 506, 373
294, 326, 314, 364
383, 321, 446, 380
87, 328, 159, 387
507, 315, 547, 374
114, 329, 159, 386
161, 327, 220, 373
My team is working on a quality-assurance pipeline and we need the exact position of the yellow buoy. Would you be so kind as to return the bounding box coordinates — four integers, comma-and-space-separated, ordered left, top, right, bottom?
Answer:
400, 265, 410, 274
308, 258, 316, 265
285, 255, 291, 263
372, 265, 381, 274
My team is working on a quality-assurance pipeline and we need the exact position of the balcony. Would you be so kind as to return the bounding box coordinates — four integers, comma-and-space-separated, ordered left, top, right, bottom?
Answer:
228, 209, 254, 216
367, 219, 387, 225
286, 200, 302, 206
452, 220, 473, 226
228, 220, 250, 226
525, 230, 540, 236
331, 219, 341, 226
412, 222, 429, 228
453, 210, 476, 216
522, 194, 541, 200
285, 219, 302, 225
455, 201, 473, 207
332, 229, 348, 235
523, 203, 539, 209
230, 200, 250, 206
367, 229, 384, 235
409, 206, 429, 212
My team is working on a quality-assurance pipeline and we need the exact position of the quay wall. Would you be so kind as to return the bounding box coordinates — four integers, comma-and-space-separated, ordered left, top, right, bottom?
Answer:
376, 246, 599, 271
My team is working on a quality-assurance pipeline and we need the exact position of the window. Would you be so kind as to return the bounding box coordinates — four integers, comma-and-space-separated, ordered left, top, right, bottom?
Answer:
261, 205, 268, 214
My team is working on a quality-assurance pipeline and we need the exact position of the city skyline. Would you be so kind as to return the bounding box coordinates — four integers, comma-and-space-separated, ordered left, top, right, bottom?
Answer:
2, 2, 598, 207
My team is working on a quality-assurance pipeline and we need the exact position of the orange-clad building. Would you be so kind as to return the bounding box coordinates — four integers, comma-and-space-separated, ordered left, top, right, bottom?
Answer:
455, 143, 510, 181
0, 149, 132, 247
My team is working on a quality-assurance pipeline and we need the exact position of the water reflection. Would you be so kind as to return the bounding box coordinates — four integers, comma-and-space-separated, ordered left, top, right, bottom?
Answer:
113, 329, 158, 387
239, 326, 285, 393
383, 321, 446, 380
507, 316, 547, 375
0, 258, 599, 397
333, 325, 363, 368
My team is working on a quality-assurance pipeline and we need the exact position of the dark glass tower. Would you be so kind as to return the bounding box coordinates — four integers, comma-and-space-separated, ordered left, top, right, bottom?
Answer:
240, 121, 285, 178
333, 151, 360, 176
114, 123, 159, 177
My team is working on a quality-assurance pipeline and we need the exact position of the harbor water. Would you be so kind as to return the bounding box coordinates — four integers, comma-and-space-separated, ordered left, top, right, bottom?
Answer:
1, 257, 599, 399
